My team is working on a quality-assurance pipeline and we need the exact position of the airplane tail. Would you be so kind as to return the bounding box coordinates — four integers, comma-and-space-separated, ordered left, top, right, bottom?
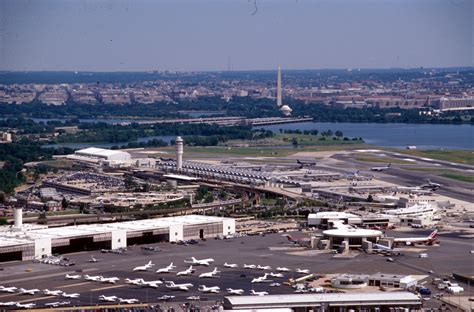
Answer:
428, 230, 438, 240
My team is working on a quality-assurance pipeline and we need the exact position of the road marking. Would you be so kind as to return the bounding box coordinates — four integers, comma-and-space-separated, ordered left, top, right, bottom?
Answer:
0, 293, 17, 298
90, 284, 126, 292
59, 281, 91, 288
17, 295, 54, 303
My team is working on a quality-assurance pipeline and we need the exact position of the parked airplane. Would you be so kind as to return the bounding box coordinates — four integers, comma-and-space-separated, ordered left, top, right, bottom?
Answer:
133, 260, 154, 272
157, 295, 175, 301
84, 275, 103, 282
270, 282, 281, 287
0, 302, 18, 307
62, 293, 80, 298
223, 262, 238, 268
198, 285, 220, 293
243, 264, 257, 269
269, 272, 284, 278
296, 268, 310, 274
89, 256, 100, 263
297, 159, 317, 168
156, 262, 176, 273
44, 301, 70, 307
370, 163, 391, 171
43, 289, 64, 296
65, 274, 81, 280
118, 298, 139, 304
282, 234, 310, 246
98, 295, 118, 302
15, 303, 36, 309
125, 278, 144, 285
18, 288, 40, 295
420, 179, 442, 190
276, 267, 290, 272
394, 230, 439, 246
199, 267, 220, 278
176, 266, 195, 276
186, 296, 200, 300
257, 265, 272, 270
250, 289, 268, 296
140, 280, 163, 288
0, 286, 17, 293
165, 281, 193, 291
185, 257, 215, 266
226, 288, 244, 295
251, 273, 273, 283
99, 277, 120, 284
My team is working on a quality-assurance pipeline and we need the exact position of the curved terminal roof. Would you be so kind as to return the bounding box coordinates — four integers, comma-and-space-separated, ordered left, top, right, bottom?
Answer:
323, 227, 382, 238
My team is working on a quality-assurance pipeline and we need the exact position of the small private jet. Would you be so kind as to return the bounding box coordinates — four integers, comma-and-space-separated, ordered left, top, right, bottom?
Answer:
223, 262, 238, 268
62, 293, 80, 298
165, 281, 193, 291
270, 282, 281, 287
44, 301, 70, 308
0, 302, 18, 307
268, 272, 284, 278
133, 260, 155, 272
282, 234, 311, 246
157, 295, 175, 301
18, 288, 41, 295
186, 296, 200, 300
257, 265, 272, 270
176, 266, 195, 276
199, 267, 220, 278
276, 267, 290, 272
140, 280, 163, 288
198, 285, 220, 293
15, 303, 36, 309
118, 298, 139, 304
84, 275, 103, 282
370, 163, 391, 171
226, 288, 244, 295
99, 277, 120, 284
251, 273, 273, 283
296, 268, 310, 274
43, 289, 64, 296
250, 289, 268, 296
65, 274, 81, 280
0, 286, 17, 293
156, 262, 176, 273
184, 257, 215, 266
98, 295, 118, 302
243, 264, 256, 269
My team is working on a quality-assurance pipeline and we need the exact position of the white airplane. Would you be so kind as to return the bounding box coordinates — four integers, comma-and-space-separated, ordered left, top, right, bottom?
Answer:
62, 292, 80, 298
250, 289, 268, 296
296, 268, 310, 274
251, 273, 273, 283
199, 267, 220, 278
226, 288, 244, 295
269, 272, 284, 278
420, 179, 442, 190
270, 282, 281, 287
133, 260, 154, 272
157, 295, 175, 301
118, 298, 139, 304
156, 262, 176, 273
276, 267, 290, 272
186, 296, 200, 300
370, 163, 391, 171
140, 280, 163, 288
165, 281, 193, 291
98, 295, 118, 302
0, 286, 17, 293
43, 289, 64, 296
44, 301, 70, 307
243, 264, 256, 269
125, 278, 145, 285
223, 262, 238, 268
257, 265, 272, 270
84, 275, 103, 282
89, 256, 100, 263
15, 303, 36, 309
99, 277, 120, 284
65, 274, 81, 280
0, 301, 18, 307
18, 288, 41, 295
184, 257, 215, 266
394, 230, 439, 246
176, 265, 195, 276
198, 285, 220, 293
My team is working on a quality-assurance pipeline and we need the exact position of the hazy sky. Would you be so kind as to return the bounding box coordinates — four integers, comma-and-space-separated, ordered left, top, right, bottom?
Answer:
0, 0, 472, 71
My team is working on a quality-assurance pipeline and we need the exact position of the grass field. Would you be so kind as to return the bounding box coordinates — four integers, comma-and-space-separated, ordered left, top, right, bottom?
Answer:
395, 149, 474, 166
440, 173, 474, 183
401, 167, 474, 184
354, 156, 413, 164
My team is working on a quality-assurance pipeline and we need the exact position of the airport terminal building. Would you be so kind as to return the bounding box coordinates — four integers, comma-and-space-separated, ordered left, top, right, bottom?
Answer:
0, 215, 235, 262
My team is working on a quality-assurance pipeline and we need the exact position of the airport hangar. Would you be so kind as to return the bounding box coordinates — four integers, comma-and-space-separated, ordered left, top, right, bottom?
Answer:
0, 215, 235, 262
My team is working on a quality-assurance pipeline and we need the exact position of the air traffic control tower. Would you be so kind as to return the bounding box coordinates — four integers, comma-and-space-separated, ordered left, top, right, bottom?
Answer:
176, 136, 183, 170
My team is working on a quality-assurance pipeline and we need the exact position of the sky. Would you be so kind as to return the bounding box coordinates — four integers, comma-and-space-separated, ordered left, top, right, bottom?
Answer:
0, 0, 472, 71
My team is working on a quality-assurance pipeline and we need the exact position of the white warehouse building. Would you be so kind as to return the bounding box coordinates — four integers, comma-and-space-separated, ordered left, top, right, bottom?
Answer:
74, 147, 131, 162
0, 215, 235, 262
